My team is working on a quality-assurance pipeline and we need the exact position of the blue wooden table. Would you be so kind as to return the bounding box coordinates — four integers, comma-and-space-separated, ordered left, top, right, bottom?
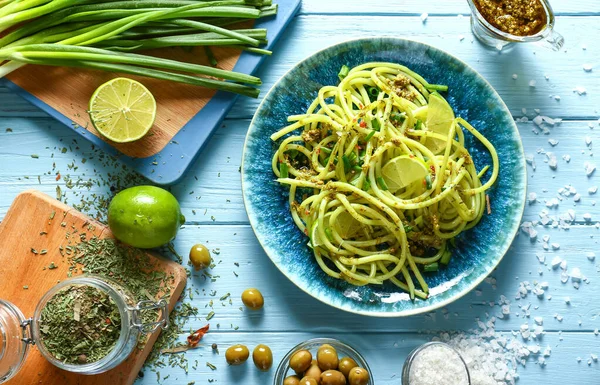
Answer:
1, 1, 599, 384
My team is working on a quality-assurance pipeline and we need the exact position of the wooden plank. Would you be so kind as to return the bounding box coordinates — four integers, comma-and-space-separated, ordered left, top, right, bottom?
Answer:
299, 0, 600, 15
230, 15, 600, 119
132, 331, 600, 385
1, 118, 598, 225
0, 191, 187, 385
2, 16, 598, 121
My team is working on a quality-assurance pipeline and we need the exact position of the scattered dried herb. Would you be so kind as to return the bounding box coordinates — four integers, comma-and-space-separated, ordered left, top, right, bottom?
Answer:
39, 285, 121, 364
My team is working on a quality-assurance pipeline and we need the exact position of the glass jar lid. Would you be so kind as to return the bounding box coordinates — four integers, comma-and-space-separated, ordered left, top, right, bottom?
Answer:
0, 300, 30, 383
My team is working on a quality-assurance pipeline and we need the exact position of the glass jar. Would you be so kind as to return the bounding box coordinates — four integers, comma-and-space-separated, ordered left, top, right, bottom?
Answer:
273, 338, 374, 385
402, 342, 471, 385
466, 0, 564, 51
0, 276, 168, 383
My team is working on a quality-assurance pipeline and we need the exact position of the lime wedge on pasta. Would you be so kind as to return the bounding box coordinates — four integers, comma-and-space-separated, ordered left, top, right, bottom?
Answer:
89, 78, 156, 143
425, 91, 455, 154
381, 155, 429, 193
333, 211, 363, 239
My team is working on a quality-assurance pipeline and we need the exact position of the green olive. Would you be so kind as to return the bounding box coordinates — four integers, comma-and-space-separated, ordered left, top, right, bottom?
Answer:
241, 288, 264, 310
189, 244, 211, 270
289, 349, 313, 373
338, 356, 358, 378
317, 344, 339, 371
252, 344, 273, 371
284, 375, 301, 385
225, 344, 249, 365
299, 377, 319, 385
320, 370, 346, 385
348, 367, 369, 385
304, 362, 322, 382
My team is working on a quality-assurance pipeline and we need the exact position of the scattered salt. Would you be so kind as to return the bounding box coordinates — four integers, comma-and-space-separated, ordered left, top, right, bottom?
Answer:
420, 13, 428, 23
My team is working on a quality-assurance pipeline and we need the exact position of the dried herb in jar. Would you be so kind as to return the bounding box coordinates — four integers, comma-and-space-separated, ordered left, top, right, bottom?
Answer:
39, 285, 121, 364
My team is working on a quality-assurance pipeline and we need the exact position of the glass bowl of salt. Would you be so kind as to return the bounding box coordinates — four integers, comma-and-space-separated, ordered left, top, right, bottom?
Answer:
402, 342, 471, 385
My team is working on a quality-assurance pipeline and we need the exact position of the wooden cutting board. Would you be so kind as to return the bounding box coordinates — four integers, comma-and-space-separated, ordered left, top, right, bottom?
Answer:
0, 190, 187, 385
6, 44, 247, 159
0, 1, 302, 185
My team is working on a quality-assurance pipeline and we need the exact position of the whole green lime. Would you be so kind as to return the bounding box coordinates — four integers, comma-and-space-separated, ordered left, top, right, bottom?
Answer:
108, 186, 185, 248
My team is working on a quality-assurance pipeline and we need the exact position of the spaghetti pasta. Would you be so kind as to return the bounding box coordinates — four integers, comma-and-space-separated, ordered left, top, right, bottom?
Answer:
270, 62, 499, 300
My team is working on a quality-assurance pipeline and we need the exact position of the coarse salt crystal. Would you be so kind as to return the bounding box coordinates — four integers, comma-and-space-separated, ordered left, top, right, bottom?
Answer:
583, 64, 593, 72
420, 13, 428, 22
548, 139, 559, 146
570, 268, 582, 281
574, 86, 587, 95
589, 186, 598, 194
528, 192, 537, 204
551, 256, 562, 269
512, 74, 518, 80
587, 252, 596, 261
529, 80, 536, 87
583, 213, 592, 221
584, 162, 596, 177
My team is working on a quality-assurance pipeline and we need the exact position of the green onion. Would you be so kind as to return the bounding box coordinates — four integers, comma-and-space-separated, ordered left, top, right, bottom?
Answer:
287, 149, 299, 160
362, 178, 371, 191
425, 174, 432, 189
425, 84, 448, 92
415, 119, 423, 130
371, 118, 380, 131
348, 151, 357, 164
391, 112, 406, 123
365, 130, 376, 141
403, 225, 414, 233
204, 46, 217, 66
366, 86, 379, 101
279, 162, 289, 178
320, 146, 332, 155
324, 227, 334, 241
352, 165, 362, 173
0, 1, 277, 97
424, 263, 439, 272
377, 177, 388, 191
338, 64, 349, 81
440, 250, 452, 265
342, 155, 351, 173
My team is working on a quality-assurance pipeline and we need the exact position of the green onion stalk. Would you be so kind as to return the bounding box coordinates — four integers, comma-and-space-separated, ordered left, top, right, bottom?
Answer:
0, 0, 278, 97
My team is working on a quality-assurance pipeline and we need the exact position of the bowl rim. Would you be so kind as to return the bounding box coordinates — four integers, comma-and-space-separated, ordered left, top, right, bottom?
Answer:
272, 337, 373, 385
241, 36, 527, 317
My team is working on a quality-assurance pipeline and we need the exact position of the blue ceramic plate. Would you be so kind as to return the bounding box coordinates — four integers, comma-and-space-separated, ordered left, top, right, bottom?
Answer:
241, 38, 526, 317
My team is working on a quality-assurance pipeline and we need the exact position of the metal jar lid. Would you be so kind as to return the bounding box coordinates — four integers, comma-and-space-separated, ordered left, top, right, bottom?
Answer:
0, 300, 30, 383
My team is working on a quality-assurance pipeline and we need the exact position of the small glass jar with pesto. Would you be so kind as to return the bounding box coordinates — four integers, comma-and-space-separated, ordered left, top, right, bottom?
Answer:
467, 0, 564, 51
0, 275, 168, 382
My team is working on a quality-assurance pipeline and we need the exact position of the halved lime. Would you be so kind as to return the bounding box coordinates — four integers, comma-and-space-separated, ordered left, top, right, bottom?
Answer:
381, 155, 429, 193
88, 78, 156, 143
425, 91, 455, 154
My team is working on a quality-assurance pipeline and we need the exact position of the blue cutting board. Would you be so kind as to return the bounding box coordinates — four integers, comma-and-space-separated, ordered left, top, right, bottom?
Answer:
1, 1, 301, 185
